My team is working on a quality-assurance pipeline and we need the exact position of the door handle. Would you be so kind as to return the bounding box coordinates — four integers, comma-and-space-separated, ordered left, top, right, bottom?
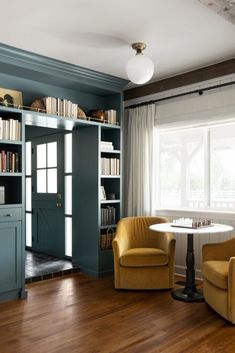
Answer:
56, 193, 62, 208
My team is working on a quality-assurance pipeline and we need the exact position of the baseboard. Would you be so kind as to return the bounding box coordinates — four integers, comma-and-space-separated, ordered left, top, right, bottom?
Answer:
174, 265, 203, 280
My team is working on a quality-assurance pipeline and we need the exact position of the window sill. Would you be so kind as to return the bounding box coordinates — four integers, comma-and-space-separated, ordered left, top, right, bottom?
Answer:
155, 208, 235, 221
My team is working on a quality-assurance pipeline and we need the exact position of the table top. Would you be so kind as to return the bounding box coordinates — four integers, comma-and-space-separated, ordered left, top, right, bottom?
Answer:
149, 222, 233, 234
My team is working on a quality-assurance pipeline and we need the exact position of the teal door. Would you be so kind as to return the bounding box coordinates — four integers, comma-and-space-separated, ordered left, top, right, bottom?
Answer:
31, 133, 65, 258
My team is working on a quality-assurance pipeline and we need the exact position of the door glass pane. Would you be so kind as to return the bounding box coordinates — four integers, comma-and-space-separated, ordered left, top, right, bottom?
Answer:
26, 142, 31, 176
37, 169, 47, 193
65, 175, 72, 215
37, 144, 46, 168
65, 133, 72, 173
26, 177, 32, 211
47, 142, 57, 167
48, 168, 57, 193
65, 217, 72, 257
26, 213, 32, 247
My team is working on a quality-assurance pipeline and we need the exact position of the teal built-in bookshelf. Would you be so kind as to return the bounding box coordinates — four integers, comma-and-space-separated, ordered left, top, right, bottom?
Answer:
0, 43, 127, 301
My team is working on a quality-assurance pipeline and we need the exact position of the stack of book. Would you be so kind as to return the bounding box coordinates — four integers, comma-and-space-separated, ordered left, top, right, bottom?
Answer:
0, 118, 21, 141
100, 141, 114, 151
101, 158, 120, 175
42, 97, 79, 118
0, 150, 20, 173
101, 206, 116, 226
105, 110, 117, 124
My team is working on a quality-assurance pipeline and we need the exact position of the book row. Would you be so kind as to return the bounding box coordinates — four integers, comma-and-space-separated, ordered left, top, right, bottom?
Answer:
42, 96, 80, 118
0, 150, 20, 173
101, 158, 120, 175
101, 206, 116, 226
0, 118, 21, 141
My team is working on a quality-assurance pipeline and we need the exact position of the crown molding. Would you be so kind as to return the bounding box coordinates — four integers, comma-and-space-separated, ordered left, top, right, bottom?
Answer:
0, 43, 128, 94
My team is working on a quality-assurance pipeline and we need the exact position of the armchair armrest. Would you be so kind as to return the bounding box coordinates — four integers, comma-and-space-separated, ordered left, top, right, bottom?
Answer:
228, 257, 235, 323
112, 220, 130, 289
202, 238, 235, 262
156, 232, 176, 255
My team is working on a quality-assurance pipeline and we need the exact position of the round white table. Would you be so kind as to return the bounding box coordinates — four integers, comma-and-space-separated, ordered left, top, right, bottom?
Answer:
149, 222, 233, 302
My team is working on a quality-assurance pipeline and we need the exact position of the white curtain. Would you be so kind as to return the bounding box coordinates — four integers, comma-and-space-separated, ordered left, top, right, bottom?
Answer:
125, 103, 156, 216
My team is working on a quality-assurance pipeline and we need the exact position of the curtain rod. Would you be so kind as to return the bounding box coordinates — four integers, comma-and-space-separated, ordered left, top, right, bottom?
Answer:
125, 80, 235, 109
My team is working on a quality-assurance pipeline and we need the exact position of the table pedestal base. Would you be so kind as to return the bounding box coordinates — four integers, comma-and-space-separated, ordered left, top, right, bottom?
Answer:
172, 288, 204, 302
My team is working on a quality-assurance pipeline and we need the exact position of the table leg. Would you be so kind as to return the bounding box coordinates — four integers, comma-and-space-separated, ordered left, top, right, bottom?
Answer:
172, 233, 204, 302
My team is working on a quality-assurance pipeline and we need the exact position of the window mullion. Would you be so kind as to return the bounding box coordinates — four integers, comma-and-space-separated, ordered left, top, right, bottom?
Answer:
204, 128, 211, 208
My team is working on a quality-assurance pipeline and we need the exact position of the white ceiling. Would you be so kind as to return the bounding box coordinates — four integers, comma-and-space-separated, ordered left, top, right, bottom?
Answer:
0, 0, 235, 89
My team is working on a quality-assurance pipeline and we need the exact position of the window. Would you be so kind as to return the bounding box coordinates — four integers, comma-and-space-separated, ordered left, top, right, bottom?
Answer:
36, 142, 57, 193
155, 122, 235, 211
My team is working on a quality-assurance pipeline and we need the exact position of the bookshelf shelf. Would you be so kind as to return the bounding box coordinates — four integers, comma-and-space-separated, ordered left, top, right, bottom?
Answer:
100, 199, 120, 204
0, 140, 22, 145
100, 150, 120, 154
100, 224, 117, 230
0, 172, 22, 177
101, 175, 120, 178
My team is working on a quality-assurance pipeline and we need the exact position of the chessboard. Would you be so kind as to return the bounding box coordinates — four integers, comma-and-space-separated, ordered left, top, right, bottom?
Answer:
171, 218, 214, 229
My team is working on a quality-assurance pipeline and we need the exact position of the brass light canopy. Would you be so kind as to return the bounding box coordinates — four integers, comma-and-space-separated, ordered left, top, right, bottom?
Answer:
131, 42, 147, 54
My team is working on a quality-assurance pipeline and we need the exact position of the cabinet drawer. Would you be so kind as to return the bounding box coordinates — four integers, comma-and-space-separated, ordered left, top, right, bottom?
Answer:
0, 208, 22, 222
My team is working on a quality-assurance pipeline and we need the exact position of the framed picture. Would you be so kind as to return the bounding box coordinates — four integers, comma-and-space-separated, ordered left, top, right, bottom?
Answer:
0, 88, 23, 108
100, 186, 106, 200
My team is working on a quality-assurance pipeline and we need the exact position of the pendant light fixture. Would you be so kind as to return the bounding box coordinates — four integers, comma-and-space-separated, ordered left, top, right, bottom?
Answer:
126, 42, 154, 85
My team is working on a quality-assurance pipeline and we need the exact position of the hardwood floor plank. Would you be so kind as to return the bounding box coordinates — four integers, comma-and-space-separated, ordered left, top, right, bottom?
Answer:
0, 274, 233, 353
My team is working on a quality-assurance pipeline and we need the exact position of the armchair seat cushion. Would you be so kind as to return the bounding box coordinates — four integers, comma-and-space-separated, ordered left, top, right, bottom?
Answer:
120, 247, 168, 267
203, 260, 229, 290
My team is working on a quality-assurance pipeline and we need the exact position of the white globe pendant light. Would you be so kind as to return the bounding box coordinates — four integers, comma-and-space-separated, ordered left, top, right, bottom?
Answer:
126, 42, 154, 85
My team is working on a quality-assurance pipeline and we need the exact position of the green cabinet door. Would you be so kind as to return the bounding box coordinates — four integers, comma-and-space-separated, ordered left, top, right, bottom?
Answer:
0, 221, 23, 300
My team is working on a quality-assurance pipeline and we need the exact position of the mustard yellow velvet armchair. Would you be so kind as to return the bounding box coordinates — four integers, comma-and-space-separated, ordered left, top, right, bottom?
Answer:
112, 216, 176, 290
202, 237, 235, 324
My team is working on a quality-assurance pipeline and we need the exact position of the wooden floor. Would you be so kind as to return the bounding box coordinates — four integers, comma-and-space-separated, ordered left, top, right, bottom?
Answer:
0, 274, 235, 353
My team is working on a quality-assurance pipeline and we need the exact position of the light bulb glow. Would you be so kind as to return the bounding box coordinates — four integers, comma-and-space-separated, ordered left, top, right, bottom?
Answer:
126, 54, 154, 85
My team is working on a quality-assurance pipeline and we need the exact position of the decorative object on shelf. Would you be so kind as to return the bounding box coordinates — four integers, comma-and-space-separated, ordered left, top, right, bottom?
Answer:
126, 42, 154, 85
171, 217, 213, 229
100, 227, 116, 250
30, 99, 46, 112
100, 186, 106, 201
105, 110, 116, 124
0, 88, 23, 108
89, 109, 105, 122
77, 105, 86, 119
107, 193, 116, 200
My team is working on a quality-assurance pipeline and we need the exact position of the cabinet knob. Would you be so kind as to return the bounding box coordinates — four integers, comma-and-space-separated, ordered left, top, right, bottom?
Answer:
5, 213, 13, 217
